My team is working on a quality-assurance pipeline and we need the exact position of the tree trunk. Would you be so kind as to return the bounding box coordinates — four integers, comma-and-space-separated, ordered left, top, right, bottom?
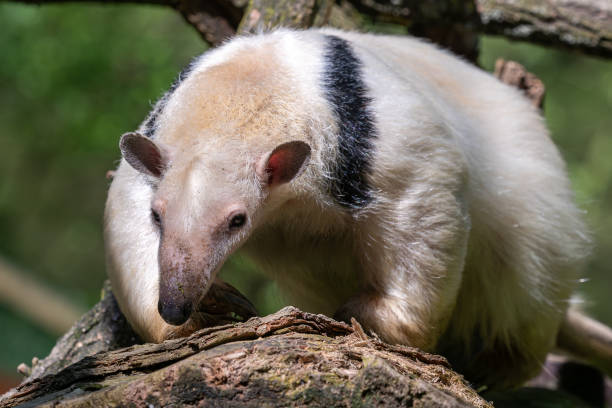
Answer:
2, 283, 611, 407
1, 298, 491, 408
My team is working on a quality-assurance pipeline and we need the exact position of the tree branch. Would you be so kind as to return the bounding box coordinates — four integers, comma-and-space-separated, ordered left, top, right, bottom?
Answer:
0, 256, 86, 337
175, 0, 244, 46
354, 0, 612, 58
477, 0, 612, 58
238, 0, 362, 34
0, 306, 491, 408
11, 279, 257, 384
2, 0, 610, 57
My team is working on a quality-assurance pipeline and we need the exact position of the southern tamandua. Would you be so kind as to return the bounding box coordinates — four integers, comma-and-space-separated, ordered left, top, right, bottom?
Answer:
104, 28, 610, 389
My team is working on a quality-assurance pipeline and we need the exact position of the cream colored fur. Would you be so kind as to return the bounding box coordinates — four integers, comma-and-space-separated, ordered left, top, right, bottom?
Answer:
105, 29, 590, 388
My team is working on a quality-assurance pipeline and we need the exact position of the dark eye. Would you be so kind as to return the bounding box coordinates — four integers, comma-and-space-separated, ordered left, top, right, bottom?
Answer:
229, 213, 246, 230
151, 209, 162, 226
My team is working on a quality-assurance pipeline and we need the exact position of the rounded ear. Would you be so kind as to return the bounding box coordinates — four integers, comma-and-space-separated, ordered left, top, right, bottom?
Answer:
257, 141, 311, 188
120, 132, 167, 178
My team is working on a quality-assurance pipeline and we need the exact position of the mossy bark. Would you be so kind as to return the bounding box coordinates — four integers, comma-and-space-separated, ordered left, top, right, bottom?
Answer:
0, 307, 491, 408
12, 279, 257, 383
238, 0, 361, 33
1, 282, 609, 406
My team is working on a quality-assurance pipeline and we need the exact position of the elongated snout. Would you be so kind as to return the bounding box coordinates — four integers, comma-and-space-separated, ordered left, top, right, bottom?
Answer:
157, 239, 211, 326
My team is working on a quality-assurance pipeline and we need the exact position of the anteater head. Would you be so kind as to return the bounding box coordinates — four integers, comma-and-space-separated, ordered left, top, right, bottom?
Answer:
119, 126, 310, 325
120, 132, 310, 325
116, 36, 320, 326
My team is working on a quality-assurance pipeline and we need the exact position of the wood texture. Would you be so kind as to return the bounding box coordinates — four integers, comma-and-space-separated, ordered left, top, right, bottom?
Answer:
3, 285, 608, 406
2, 0, 611, 57
477, 0, 612, 58
238, 0, 361, 33
0, 307, 491, 408
355, 0, 612, 58
11, 279, 257, 384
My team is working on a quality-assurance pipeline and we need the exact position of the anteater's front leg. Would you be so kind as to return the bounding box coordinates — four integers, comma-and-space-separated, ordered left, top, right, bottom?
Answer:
335, 189, 469, 351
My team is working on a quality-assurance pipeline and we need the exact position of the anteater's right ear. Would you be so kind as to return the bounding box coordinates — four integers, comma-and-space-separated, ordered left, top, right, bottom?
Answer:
120, 132, 168, 178
257, 141, 311, 188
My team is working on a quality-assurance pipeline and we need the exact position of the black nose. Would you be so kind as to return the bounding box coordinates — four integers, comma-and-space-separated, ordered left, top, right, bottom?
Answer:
158, 300, 193, 326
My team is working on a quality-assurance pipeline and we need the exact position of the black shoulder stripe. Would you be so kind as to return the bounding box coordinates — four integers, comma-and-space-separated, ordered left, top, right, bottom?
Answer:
143, 57, 200, 138
323, 35, 377, 209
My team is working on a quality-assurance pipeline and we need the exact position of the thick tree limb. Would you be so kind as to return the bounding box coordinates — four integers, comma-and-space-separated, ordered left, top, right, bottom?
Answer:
176, 0, 242, 46
355, 0, 612, 58
12, 279, 257, 384
2, 282, 610, 407
239, 0, 330, 32
238, 0, 361, 34
21, 281, 141, 382
1, 306, 492, 408
477, 0, 612, 58
2, 0, 611, 57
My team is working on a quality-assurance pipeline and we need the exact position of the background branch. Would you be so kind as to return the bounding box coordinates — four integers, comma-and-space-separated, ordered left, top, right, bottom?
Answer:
351, 0, 612, 58
0, 257, 85, 337
1, 0, 610, 57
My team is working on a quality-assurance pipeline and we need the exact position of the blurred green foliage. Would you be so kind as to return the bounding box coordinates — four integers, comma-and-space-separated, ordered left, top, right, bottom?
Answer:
0, 2, 610, 379
0, 3, 204, 306
0, 2, 205, 374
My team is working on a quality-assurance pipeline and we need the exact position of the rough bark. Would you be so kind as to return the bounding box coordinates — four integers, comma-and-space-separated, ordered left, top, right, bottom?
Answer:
175, 0, 244, 46
13, 279, 257, 382
2, 283, 610, 407
238, 0, 361, 34
17, 282, 140, 382
1, 306, 491, 408
353, 0, 612, 58
2, 0, 611, 57
476, 0, 612, 58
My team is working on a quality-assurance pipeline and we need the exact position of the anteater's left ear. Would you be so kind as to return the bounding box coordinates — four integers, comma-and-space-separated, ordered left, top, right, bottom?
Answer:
120, 132, 168, 178
257, 141, 311, 188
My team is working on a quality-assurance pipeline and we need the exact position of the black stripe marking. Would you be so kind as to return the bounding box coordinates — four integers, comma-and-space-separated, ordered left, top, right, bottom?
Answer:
143, 57, 200, 138
323, 35, 377, 209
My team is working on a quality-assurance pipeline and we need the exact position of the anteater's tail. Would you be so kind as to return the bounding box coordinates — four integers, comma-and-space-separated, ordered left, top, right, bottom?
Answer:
556, 308, 612, 377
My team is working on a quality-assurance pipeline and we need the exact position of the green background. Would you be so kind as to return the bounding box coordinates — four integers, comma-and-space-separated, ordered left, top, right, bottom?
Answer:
0, 2, 610, 385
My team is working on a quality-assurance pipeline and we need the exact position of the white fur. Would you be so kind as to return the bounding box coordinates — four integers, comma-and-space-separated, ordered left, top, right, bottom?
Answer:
105, 29, 590, 388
